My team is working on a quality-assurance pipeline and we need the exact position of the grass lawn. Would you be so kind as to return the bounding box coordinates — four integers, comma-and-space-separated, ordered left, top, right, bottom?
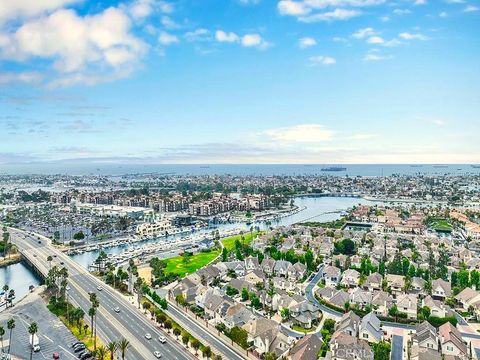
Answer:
291, 324, 317, 334
221, 231, 261, 250
164, 250, 220, 277
163, 231, 261, 278
430, 219, 453, 232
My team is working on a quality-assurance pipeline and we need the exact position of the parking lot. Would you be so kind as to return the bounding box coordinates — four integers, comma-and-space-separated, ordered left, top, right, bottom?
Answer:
0, 288, 78, 360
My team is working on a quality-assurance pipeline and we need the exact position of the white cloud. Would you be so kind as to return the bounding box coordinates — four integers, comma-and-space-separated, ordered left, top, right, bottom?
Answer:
393, 8, 411, 15
0, 7, 147, 86
349, 133, 378, 139
464, 5, 479, 12
309, 55, 336, 65
363, 53, 388, 61
241, 33, 270, 49
278, 0, 383, 21
0, 71, 44, 84
158, 31, 179, 45
278, 0, 311, 16
380, 15, 390, 22
367, 36, 384, 44
0, 0, 78, 24
298, 37, 317, 48
439, 11, 448, 17
184, 28, 211, 42
399, 32, 428, 40
300, 8, 361, 22
215, 30, 240, 43
261, 124, 335, 143
161, 16, 180, 29
352, 27, 377, 39
413, 0, 427, 5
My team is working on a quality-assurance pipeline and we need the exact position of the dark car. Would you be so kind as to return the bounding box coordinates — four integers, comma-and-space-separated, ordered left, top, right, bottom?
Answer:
79, 352, 92, 360
70, 341, 82, 348
74, 345, 86, 353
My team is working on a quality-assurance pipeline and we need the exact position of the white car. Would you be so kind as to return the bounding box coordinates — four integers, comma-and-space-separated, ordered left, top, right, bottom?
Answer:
114, 307, 120, 313
97, 286, 103, 291
158, 336, 166, 343
66, 286, 71, 291
153, 351, 162, 358
145, 333, 152, 340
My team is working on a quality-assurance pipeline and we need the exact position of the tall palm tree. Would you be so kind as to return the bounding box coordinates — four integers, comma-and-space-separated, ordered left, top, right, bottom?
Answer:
95, 345, 107, 360
47, 255, 53, 270
7, 318, 15, 354
107, 341, 117, 360
2, 285, 8, 308
28, 322, 38, 360
118, 338, 130, 360
0, 325, 4, 353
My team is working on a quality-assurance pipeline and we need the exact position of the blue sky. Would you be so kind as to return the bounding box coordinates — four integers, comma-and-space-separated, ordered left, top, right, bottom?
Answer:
0, 0, 479, 165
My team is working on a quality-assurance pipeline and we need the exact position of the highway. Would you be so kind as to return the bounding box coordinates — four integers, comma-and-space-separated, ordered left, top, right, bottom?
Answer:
9, 228, 193, 360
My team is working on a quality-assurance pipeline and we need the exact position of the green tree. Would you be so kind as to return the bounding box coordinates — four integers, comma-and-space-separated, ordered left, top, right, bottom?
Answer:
230, 326, 248, 349
107, 341, 117, 360
28, 322, 38, 360
118, 338, 130, 360
7, 318, 15, 354
191, 339, 200, 355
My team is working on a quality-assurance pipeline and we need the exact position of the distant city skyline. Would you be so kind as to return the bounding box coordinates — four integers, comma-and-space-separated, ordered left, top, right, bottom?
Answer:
0, 0, 479, 165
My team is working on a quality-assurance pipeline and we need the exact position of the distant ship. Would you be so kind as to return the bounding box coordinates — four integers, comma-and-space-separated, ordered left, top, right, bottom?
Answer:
321, 166, 347, 172
471, 165, 480, 169
433, 165, 448, 168
410, 165, 423, 168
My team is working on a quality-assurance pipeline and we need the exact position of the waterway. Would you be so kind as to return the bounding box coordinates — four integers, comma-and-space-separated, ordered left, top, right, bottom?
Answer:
0, 262, 42, 307
0, 196, 376, 300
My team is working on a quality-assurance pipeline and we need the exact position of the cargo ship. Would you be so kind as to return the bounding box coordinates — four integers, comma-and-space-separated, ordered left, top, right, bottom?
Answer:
321, 166, 347, 172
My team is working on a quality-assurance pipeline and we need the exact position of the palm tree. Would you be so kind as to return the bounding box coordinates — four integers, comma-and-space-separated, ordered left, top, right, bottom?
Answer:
47, 255, 53, 270
118, 338, 130, 360
107, 341, 117, 360
89, 293, 99, 350
2, 285, 8, 308
28, 322, 38, 360
95, 345, 107, 360
7, 318, 15, 354
0, 325, 4, 353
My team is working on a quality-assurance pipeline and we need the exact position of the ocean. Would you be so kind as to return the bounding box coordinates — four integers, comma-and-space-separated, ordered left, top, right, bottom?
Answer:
0, 163, 479, 176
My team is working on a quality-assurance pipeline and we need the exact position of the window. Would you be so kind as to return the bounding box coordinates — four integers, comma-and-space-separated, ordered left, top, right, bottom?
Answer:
363, 333, 368, 339
447, 346, 453, 351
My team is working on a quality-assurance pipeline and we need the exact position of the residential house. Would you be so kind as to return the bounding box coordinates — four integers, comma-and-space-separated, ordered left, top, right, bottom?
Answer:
359, 312, 382, 343
289, 301, 321, 329
330, 332, 374, 360
262, 257, 276, 276
287, 334, 322, 360
396, 294, 418, 320
288, 262, 307, 281
371, 291, 394, 317
455, 287, 480, 312
335, 311, 361, 337
245, 256, 260, 271
363, 272, 383, 292
413, 320, 439, 351
274, 260, 291, 278
223, 303, 256, 330
350, 288, 372, 310
439, 322, 468, 360
423, 295, 452, 318
411, 277, 426, 296
432, 278, 451, 300
340, 269, 360, 288
410, 346, 441, 360
386, 274, 405, 296
323, 265, 341, 287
